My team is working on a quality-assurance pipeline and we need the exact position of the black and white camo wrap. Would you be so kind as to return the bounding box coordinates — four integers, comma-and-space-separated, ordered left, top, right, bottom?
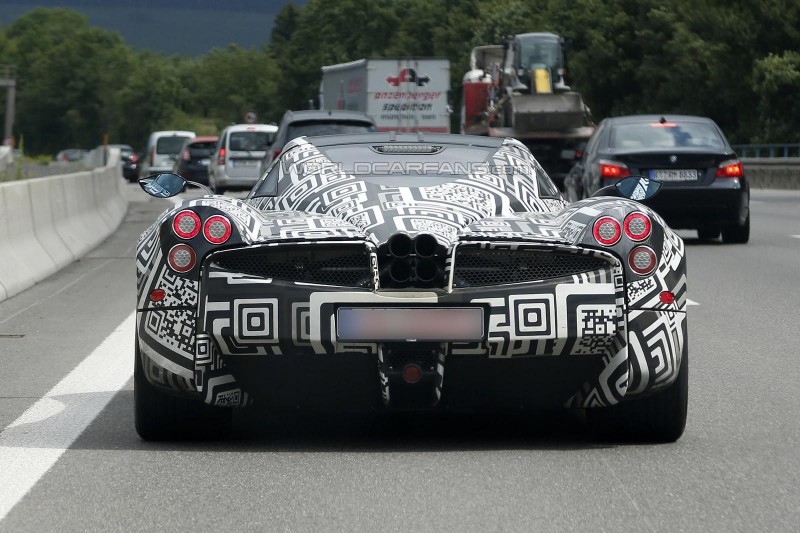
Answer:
135, 135, 687, 409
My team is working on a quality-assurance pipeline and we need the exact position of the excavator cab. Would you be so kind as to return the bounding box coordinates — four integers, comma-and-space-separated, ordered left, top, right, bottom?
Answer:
506, 33, 568, 94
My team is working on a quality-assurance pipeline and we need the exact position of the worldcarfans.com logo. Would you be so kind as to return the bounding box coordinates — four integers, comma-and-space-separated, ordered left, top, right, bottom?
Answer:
298, 161, 535, 176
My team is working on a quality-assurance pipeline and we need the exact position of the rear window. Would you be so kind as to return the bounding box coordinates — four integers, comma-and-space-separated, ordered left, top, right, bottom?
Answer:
188, 141, 216, 157
609, 121, 726, 150
318, 145, 494, 175
287, 120, 376, 140
229, 131, 273, 151
156, 136, 192, 154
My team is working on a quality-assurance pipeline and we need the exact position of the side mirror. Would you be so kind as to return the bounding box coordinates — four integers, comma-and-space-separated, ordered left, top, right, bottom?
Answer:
593, 176, 662, 201
139, 172, 187, 198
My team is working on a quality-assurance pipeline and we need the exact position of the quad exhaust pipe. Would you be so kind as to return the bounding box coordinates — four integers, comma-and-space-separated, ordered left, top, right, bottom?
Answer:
382, 233, 442, 287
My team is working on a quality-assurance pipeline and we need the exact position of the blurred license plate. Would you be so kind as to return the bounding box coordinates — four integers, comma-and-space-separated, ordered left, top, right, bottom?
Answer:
337, 307, 484, 342
232, 160, 258, 167
650, 169, 698, 181
199, 158, 210, 166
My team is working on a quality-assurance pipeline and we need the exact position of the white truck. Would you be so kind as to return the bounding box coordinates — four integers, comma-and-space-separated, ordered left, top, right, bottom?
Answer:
320, 58, 451, 133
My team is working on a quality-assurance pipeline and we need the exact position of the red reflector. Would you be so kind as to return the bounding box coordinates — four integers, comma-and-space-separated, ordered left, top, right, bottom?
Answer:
402, 364, 422, 384
203, 215, 232, 244
149, 289, 166, 302
599, 161, 630, 179
173, 210, 201, 239
167, 244, 196, 273
623, 212, 652, 241
628, 245, 657, 276
715, 160, 743, 178
593, 216, 622, 246
660, 291, 675, 305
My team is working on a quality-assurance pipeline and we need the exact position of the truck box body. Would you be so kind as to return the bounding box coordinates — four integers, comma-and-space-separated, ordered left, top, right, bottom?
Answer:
321, 58, 450, 133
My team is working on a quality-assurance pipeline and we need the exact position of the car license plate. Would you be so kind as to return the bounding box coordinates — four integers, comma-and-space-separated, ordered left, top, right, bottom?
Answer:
337, 307, 484, 342
650, 169, 699, 181
232, 160, 258, 167
199, 158, 210, 166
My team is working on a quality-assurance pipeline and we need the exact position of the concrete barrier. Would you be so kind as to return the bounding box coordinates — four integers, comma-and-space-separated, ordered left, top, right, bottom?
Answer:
0, 148, 127, 303
742, 158, 800, 190
0, 145, 13, 175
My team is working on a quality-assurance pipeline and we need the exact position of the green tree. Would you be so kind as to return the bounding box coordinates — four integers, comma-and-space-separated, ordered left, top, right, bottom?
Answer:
753, 51, 800, 142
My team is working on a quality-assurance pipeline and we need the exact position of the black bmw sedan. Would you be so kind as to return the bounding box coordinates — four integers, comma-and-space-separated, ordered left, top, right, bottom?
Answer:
568, 115, 749, 243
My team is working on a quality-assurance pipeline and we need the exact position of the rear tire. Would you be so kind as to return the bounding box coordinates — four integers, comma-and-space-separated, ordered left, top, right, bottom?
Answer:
134, 340, 232, 441
697, 227, 720, 240
589, 345, 688, 443
722, 213, 750, 244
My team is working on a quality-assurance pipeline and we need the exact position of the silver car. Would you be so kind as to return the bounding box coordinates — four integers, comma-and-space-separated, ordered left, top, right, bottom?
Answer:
208, 124, 277, 194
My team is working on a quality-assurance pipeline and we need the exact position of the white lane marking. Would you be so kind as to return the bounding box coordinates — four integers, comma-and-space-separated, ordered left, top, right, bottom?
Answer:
687, 299, 700, 306
0, 311, 135, 522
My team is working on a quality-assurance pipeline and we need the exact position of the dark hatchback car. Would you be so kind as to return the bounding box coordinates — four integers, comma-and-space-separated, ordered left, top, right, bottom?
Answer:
261, 109, 377, 171
568, 115, 749, 243
172, 136, 219, 186
108, 144, 140, 182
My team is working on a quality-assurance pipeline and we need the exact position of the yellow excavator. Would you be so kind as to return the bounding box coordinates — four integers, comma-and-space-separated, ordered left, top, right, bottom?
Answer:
461, 32, 594, 189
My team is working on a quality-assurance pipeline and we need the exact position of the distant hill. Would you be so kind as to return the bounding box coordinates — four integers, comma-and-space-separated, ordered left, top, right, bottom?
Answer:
0, 0, 307, 56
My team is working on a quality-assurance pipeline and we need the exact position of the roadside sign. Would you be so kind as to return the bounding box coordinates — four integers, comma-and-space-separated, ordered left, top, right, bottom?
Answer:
243, 110, 258, 124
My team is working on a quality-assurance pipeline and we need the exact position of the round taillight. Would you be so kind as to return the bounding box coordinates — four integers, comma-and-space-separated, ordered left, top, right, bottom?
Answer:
628, 245, 657, 276
203, 215, 232, 244
402, 364, 422, 384
173, 210, 201, 239
624, 212, 652, 241
167, 244, 196, 273
593, 216, 621, 246
149, 289, 166, 302
660, 291, 675, 305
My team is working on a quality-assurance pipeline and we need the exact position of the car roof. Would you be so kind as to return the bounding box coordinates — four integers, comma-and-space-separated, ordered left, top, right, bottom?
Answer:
189, 136, 219, 143
283, 109, 376, 124
224, 123, 278, 133
305, 132, 504, 149
604, 115, 717, 125
149, 130, 195, 137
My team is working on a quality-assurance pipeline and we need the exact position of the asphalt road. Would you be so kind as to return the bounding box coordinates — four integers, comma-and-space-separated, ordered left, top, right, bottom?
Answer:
0, 185, 798, 532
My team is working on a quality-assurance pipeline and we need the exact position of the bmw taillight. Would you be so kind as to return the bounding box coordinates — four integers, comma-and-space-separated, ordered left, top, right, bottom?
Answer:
599, 160, 630, 179
218, 147, 226, 165
715, 160, 743, 178
628, 245, 657, 276
593, 216, 622, 246
203, 215, 232, 244
167, 244, 196, 273
623, 212, 652, 241
172, 210, 201, 239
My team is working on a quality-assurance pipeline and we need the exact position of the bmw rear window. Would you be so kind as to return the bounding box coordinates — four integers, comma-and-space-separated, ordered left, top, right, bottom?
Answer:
156, 136, 192, 154
609, 121, 726, 150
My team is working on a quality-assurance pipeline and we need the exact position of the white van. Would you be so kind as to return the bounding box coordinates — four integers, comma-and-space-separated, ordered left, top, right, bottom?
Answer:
209, 123, 277, 194
140, 130, 196, 177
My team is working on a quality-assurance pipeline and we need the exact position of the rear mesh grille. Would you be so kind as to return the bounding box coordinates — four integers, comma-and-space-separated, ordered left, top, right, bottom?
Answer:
453, 248, 610, 287
212, 244, 372, 287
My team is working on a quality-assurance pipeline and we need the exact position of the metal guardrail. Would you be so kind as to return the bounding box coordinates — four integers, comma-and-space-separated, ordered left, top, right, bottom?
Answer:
733, 144, 800, 158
